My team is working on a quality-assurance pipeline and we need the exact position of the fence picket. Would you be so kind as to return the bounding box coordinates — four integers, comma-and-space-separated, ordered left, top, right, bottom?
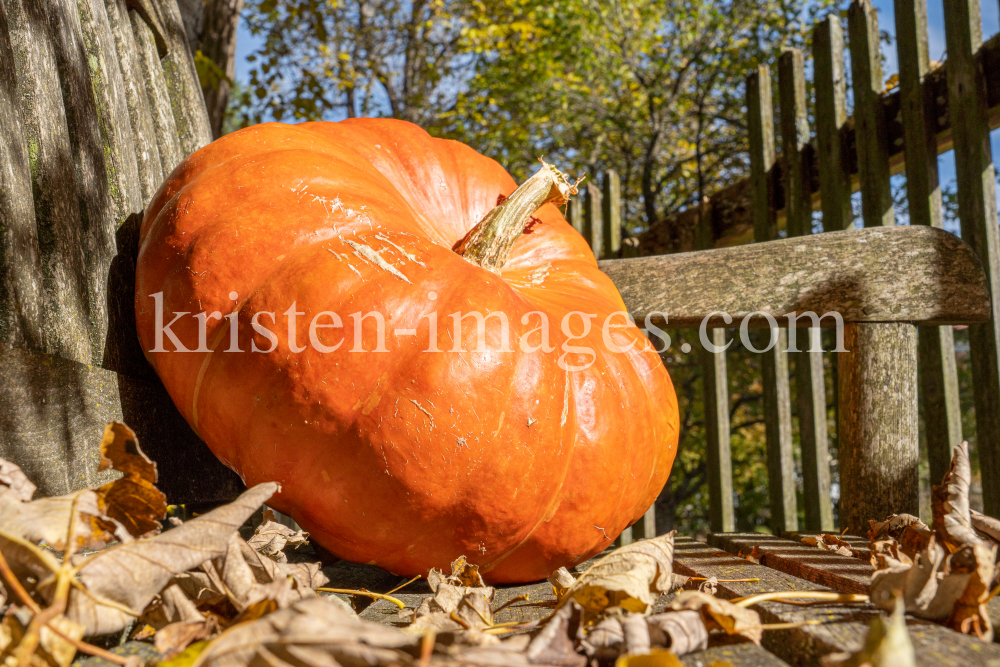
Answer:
748, 65, 798, 533
812, 15, 853, 232
943, 0, 1000, 515
697, 204, 735, 533
848, 0, 895, 227
584, 182, 603, 259
896, 0, 963, 485
778, 48, 834, 531
602, 170, 622, 259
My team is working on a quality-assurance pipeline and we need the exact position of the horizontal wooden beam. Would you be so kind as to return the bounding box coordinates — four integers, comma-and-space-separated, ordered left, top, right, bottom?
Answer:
601, 225, 990, 328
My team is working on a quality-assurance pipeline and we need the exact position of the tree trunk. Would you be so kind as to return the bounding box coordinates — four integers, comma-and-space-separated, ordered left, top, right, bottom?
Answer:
179, 0, 242, 138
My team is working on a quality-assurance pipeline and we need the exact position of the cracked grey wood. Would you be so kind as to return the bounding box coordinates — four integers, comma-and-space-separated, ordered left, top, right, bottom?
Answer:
839, 322, 920, 531
0, 0, 44, 352
672, 537, 1000, 665
105, 0, 165, 202
944, 0, 1000, 516
749, 64, 797, 534
3, 0, 94, 364
779, 48, 833, 532
599, 225, 991, 329
896, 0, 964, 485
131, 5, 183, 173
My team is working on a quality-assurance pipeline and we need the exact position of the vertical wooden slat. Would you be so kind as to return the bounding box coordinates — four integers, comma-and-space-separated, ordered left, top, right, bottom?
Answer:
602, 170, 622, 258
158, 0, 213, 154
584, 181, 603, 259
813, 15, 853, 232
568, 198, 584, 237
778, 48, 834, 531
3, 0, 94, 363
131, 7, 183, 173
0, 0, 44, 351
895, 0, 963, 484
944, 0, 1000, 515
105, 0, 164, 201
839, 323, 919, 531
848, 0, 895, 228
697, 204, 735, 534
748, 65, 798, 534
76, 0, 141, 225
49, 0, 121, 363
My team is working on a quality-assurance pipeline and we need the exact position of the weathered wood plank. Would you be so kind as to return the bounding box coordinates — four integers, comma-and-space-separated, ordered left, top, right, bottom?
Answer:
944, 0, 1000, 517
0, 341, 244, 503
672, 537, 1000, 665
848, 0, 895, 228
896, 0, 964, 485
3, 0, 95, 363
584, 181, 603, 259
104, 0, 165, 201
839, 323, 919, 532
709, 532, 871, 595
0, 0, 44, 352
48, 0, 123, 364
568, 197, 584, 237
157, 0, 213, 155
813, 14, 854, 232
779, 48, 834, 532
602, 170, 621, 258
697, 206, 735, 534
599, 225, 991, 328
748, 65, 797, 534
679, 644, 791, 667
131, 6, 183, 173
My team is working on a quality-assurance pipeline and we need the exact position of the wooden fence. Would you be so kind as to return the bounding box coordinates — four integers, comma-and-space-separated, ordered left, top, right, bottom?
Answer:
0, 0, 242, 504
583, 0, 1000, 538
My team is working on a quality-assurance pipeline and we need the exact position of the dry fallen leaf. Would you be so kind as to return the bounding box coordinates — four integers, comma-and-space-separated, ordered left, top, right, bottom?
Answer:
193, 596, 417, 667
870, 535, 968, 620
646, 610, 708, 656
548, 567, 575, 599
669, 591, 762, 644
821, 597, 914, 667
562, 532, 675, 618
54, 482, 280, 636
247, 510, 309, 564
525, 601, 586, 667
95, 422, 168, 539
932, 442, 982, 548
803, 534, 856, 558
867, 514, 928, 543
971, 509, 1000, 545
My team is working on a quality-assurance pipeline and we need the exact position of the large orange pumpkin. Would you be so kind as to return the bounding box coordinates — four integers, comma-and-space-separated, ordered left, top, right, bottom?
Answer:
135, 118, 679, 582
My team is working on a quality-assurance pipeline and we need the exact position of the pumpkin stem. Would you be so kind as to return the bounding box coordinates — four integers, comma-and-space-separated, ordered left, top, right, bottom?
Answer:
454, 160, 579, 273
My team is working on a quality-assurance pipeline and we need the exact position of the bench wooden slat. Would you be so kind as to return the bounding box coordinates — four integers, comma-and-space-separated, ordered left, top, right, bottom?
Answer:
708, 532, 872, 595
673, 537, 1000, 664
599, 225, 990, 329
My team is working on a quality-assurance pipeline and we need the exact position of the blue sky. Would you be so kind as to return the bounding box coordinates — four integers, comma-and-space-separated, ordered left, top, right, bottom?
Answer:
232, 1, 1000, 223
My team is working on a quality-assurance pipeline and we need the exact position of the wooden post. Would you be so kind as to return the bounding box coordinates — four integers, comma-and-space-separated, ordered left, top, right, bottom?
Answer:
944, 0, 1000, 515
748, 65, 797, 534
602, 170, 622, 259
812, 15, 853, 232
840, 0, 919, 529
568, 198, 585, 237
696, 203, 735, 533
778, 48, 834, 532
839, 323, 919, 532
895, 0, 963, 484
584, 182, 603, 259
848, 0, 895, 228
